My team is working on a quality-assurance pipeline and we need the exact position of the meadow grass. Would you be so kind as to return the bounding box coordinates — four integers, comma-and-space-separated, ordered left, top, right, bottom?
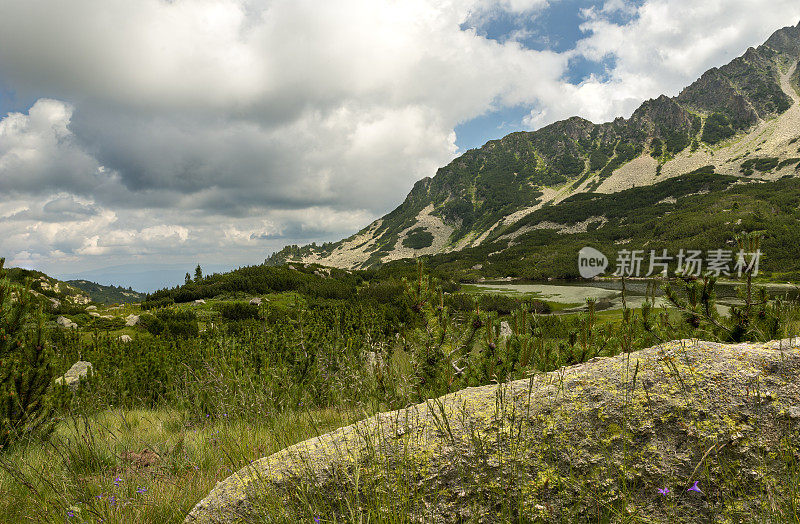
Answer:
0, 407, 361, 523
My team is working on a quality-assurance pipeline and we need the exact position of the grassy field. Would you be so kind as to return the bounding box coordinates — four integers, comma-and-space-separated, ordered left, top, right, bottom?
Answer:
0, 408, 359, 523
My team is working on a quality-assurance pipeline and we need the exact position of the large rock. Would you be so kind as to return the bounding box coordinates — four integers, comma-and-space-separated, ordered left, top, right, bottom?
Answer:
186, 339, 800, 523
125, 314, 140, 327
55, 361, 93, 390
118, 335, 132, 343
249, 298, 262, 306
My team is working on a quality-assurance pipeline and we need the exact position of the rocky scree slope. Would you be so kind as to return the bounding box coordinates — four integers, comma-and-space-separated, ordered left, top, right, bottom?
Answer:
269, 22, 800, 270
187, 339, 800, 523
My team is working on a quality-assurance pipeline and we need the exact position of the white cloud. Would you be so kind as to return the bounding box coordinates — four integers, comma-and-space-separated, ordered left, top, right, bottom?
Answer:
0, 0, 799, 278
524, 0, 800, 126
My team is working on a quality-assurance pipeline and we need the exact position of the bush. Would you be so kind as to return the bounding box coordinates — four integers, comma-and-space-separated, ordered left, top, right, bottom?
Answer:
87, 316, 126, 331
215, 302, 261, 321
701, 113, 736, 145
741, 157, 779, 176
402, 228, 434, 249
0, 258, 56, 448
141, 310, 198, 338
141, 297, 174, 310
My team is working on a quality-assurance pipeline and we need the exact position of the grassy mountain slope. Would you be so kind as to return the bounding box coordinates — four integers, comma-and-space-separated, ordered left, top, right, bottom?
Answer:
66, 280, 144, 304
268, 21, 800, 270
2, 265, 145, 306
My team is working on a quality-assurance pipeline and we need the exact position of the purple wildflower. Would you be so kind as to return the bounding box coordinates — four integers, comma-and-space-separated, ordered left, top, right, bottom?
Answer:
113, 476, 122, 486
658, 487, 670, 496
67, 510, 75, 518
687, 481, 702, 493
137, 486, 147, 494
314, 518, 320, 523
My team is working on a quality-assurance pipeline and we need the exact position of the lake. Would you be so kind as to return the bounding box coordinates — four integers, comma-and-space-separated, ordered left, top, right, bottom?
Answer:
464, 279, 800, 313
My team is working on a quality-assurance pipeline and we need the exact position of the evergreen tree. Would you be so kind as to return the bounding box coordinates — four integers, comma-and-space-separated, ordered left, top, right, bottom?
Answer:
0, 258, 56, 449
185, 272, 192, 285
194, 264, 203, 282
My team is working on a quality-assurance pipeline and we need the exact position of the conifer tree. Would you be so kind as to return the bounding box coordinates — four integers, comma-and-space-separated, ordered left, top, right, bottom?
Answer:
0, 258, 56, 449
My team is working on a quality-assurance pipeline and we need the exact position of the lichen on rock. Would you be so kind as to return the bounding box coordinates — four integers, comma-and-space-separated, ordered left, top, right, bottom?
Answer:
186, 339, 800, 523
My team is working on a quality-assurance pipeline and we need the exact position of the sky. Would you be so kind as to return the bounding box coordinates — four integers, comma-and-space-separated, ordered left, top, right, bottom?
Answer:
1, 0, 800, 291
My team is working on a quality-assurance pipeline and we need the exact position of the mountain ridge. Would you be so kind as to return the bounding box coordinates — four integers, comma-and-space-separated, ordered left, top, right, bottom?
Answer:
268, 21, 800, 270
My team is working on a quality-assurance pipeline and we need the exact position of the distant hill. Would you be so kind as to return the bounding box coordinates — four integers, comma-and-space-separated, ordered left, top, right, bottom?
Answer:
268, 21, 800, 273
66, 280, 144, 304
3, 265, 93, 308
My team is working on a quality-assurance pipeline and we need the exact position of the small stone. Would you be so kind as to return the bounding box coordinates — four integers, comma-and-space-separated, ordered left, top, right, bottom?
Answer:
499, 321, 512, 338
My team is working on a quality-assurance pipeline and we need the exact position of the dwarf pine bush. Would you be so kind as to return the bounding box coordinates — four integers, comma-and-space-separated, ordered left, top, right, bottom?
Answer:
0, 257, 56, 449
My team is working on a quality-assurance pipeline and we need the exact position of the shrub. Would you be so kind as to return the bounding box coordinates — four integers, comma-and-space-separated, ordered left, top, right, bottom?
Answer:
701, 113, 736, 145
0, 258, 56, 448
215, 301, 261, 321
402, 228, 434, 249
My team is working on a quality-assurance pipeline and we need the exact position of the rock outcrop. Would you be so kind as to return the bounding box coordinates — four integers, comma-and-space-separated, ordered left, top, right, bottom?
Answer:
187, 339, 800, 523
125, 314, 140, 327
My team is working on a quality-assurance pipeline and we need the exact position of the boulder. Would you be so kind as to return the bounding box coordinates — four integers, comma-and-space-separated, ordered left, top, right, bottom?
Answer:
194, 299, 206, 305
88, 311, 101, 317
118, 335, 132, 343
49, 298, 60, 309
186, 339, 800, 523
125, 314, 140, 327
249, 298, 262, 306
55, 361, 93, 390
56, 316, 77, 330
86, 305, 97, 311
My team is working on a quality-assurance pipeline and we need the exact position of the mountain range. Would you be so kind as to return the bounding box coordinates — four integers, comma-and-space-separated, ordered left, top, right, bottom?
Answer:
268, 21, 800, 279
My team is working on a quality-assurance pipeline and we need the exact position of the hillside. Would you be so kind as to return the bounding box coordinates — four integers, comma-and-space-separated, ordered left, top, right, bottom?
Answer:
65, 280, 144, 304
268, 21, 800, 271
3, 264, 92, 309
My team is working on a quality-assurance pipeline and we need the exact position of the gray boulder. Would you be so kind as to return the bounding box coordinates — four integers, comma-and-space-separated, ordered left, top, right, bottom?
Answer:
249, 298, 262, 306
118, 335, 132, 343
499, 320, 512, 338
55, 361, 93, 390
125, 314, 140, 326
